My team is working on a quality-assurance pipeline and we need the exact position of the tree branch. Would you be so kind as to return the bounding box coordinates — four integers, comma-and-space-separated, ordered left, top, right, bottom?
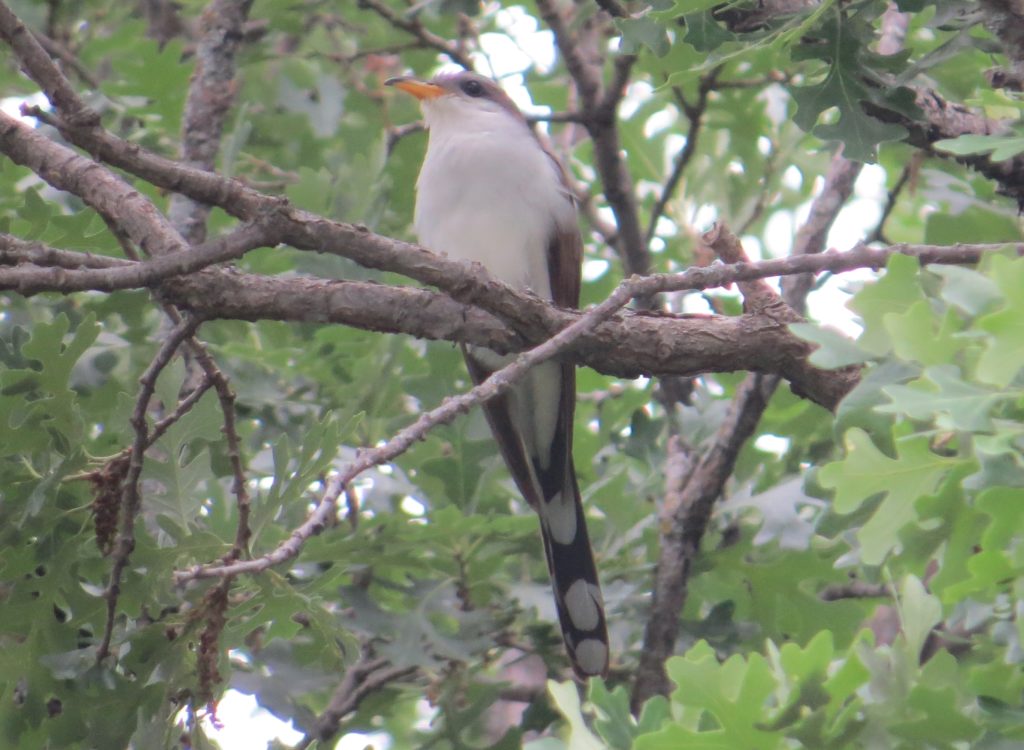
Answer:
867, 156, 916, 244
645, 72, 720, 249
0, 0, 99, 125
6, 227, 1014, 412
356, 0, 474, 70
536, 0, 649, 279
632, 145, 865, 709
297, 647, 417, 748
173, 256, 699, 583
97, 315, 202, 662
0, 110, 187, 258
167, 0, 252, 244
0, 220, 280, 293
979, 0, 1024, 78
781, 151, 863, 312
864, 86, 1024, 207
593, 0, 628, 19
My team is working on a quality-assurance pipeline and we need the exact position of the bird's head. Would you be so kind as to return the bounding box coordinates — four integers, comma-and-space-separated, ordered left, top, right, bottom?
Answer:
385, 71, 525, 133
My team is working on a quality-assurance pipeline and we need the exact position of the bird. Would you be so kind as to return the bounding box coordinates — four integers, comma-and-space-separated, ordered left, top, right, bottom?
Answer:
386, 71, 609, 679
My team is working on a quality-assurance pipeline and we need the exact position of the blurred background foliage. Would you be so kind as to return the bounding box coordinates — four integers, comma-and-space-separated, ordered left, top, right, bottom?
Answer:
1, 0, 1023, 748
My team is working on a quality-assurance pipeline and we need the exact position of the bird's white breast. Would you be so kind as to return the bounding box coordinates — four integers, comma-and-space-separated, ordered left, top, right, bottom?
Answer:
413, 103, 574, 301
413, 99, 575, 461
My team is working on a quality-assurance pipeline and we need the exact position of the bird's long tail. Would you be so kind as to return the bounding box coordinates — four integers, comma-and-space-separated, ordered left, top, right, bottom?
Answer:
535, 467, 609, 678
464, 350, 609, 678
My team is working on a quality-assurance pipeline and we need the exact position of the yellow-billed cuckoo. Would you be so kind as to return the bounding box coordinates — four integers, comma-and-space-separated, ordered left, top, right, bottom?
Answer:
386, 71, 609, 678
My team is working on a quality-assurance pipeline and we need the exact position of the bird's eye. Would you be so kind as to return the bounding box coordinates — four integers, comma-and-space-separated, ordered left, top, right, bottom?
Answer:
460, 79, 486, 98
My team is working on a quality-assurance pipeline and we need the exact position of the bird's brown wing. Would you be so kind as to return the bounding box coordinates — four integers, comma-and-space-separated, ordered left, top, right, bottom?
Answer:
547, 224, 582, 310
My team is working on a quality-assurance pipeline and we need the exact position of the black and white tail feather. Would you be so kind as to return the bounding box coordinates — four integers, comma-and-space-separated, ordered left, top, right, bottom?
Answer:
464, 353, 610, 679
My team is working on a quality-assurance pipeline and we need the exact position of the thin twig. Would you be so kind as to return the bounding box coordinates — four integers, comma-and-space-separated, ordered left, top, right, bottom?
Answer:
296, 647, 417, 748
386, 120, 424, 155
186, 334, 251, 559
356, 0, 474, 70
820, 580, 893, 601
644, 71, 721, 249
867, 158, 915, 244
526, 111, 590, 124
30, 29, 101, 88
97, 315, 202, 662
0, 218, 282, 293
69, 376, 216, 485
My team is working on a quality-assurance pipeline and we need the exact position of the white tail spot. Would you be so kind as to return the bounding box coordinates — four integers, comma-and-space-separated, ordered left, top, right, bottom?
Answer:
573, 638, 608, 676
543, 491, 577, 545
563, 579, 602, 632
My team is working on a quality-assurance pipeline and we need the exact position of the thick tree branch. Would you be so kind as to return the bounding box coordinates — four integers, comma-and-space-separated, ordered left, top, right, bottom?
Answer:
864, 86, 1024, 206
633, 151, 864, 708
167, 0, 252, 244
5, 226, 1014, 412
536, 0, 649, 279
174, 256, 666, 583
0, 97, 1008, 415
4, 224, 1003, 299
782, 151, 863, 312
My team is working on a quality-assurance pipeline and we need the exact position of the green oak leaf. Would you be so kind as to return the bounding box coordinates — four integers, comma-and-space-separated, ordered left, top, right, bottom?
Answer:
848, 254, 925, 356
976, 255, 1024, 387
547, 680, 605, 750
943, 488, 1024, 601
820, 429, 960, 565
644, 642, 782, 749
617, 17, 670, 56
931, 264, 1003, 317
590, 681, 637, 749
879, 364, 1011, 432
789, 9, 910, 160
790, 323, 872, 368
934, 134, 1024, 162
883, 303, 961, 367
894, 575, 942, 661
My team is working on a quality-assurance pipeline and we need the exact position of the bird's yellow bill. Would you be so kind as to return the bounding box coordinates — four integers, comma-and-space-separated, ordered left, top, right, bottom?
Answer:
385, 77, 445, 100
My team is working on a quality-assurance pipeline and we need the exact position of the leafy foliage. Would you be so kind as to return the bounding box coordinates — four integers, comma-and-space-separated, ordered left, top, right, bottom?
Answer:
0, 0, 1022, 748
